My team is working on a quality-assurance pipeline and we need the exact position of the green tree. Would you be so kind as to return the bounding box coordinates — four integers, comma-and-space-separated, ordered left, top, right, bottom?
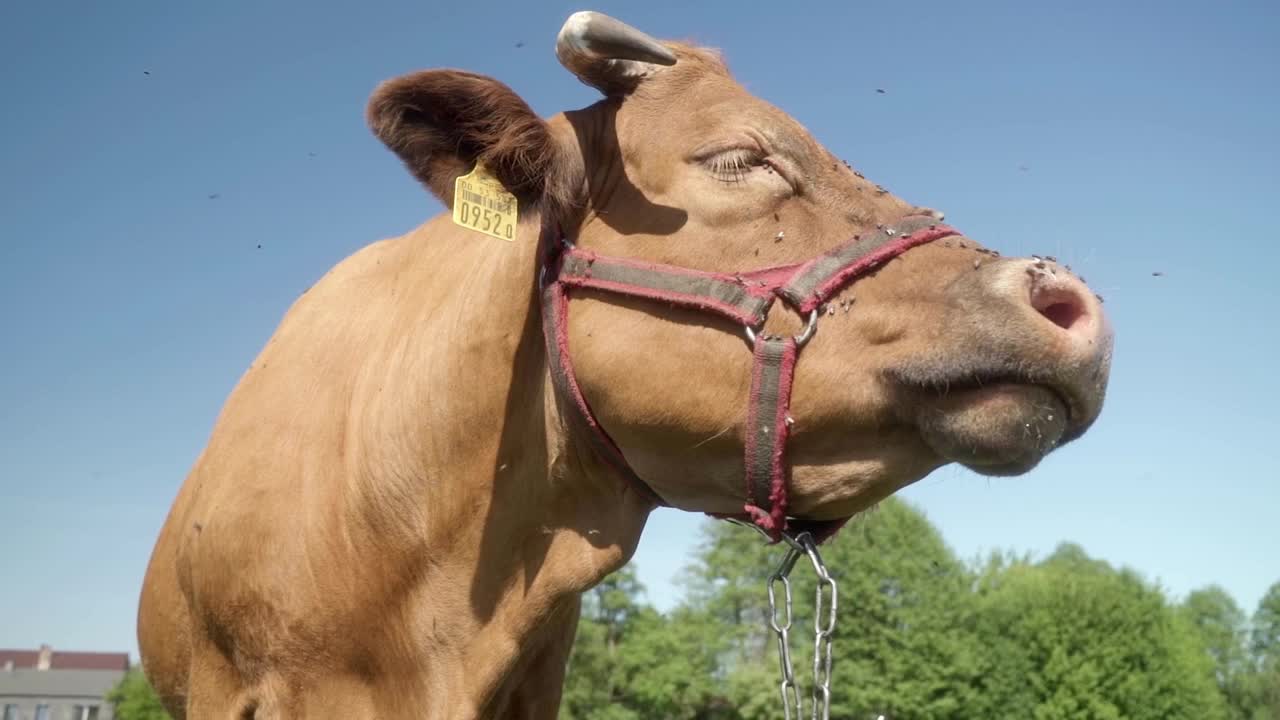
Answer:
562, 510, 1257, 719
1250, 581, 1280, 667
971, 544, 1227, 720
678, 520, 781, 648
675, 520, 792, 718
105, 666, 171, 720
1244, 581, 1280, 720
561, 565, 727, 719
613, 606, 731, 718
816, 499, 982, 720
1180, 585, 1252, 718
675, 498, 983, 720
1243, 671, 1280, 720
562, 566, 646, 720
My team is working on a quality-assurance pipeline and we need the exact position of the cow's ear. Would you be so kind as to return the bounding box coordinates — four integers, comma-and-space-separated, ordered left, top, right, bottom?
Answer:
366, 70, 576, 213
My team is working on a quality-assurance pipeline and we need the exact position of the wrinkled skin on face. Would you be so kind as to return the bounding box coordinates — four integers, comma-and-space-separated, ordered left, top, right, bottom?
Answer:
551, 45, 1112, 520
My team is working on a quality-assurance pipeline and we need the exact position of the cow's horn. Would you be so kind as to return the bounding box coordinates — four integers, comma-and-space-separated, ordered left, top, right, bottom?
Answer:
555, 11, 677, 95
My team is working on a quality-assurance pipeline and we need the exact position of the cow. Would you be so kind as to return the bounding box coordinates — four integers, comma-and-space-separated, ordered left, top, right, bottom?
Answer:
137, 10, 1113, 719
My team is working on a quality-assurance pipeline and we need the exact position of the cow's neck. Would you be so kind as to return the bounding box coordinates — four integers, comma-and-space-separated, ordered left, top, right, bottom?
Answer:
345, 209, 653, 713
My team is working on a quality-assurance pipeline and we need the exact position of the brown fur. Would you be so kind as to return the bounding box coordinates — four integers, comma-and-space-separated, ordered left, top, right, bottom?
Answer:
138, 20, 1113, 720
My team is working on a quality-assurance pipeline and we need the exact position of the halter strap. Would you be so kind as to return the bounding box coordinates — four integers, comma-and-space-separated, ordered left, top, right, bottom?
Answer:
558, 249, 776, 327
539, 217, 959, 542
540, 279, 668, 506
779, 216, 959, 313
742, 336, 797, 534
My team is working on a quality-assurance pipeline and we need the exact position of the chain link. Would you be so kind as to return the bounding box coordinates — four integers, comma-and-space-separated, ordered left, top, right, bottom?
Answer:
806, 536, 838, 720
733, 522, 839, 720
767, 541, 803, 719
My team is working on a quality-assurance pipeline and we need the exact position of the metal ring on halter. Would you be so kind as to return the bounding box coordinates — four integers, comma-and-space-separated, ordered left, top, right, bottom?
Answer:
794, 309, 819, 346
727, 518, 808, 551
743, 309, 820, 348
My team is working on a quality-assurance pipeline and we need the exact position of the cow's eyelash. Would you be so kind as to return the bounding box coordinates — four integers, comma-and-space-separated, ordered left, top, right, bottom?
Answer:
704, 149, 765, 183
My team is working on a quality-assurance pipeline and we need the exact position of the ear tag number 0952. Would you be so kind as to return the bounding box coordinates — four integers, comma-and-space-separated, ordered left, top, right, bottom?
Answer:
452, 162, 518, 241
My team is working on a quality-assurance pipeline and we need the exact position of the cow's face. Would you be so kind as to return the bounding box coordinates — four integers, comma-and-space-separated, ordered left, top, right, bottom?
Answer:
368, 12, 1114, 522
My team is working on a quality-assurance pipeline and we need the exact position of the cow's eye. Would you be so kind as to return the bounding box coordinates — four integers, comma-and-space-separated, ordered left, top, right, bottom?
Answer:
702, 148, 768, 184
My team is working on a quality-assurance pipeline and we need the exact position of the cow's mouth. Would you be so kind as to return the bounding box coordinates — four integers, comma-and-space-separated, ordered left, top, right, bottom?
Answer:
940, 372, 1078, 426
901, 372, 1082, 476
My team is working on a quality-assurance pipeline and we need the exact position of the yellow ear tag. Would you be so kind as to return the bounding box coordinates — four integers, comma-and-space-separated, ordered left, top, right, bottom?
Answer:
452, 162, 518, 241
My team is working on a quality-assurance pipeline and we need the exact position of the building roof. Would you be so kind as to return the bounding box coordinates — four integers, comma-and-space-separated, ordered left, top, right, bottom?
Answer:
0, 646, 129, 672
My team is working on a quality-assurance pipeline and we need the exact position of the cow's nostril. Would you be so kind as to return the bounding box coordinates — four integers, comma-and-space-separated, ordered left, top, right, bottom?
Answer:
1031, 285, 1087, 333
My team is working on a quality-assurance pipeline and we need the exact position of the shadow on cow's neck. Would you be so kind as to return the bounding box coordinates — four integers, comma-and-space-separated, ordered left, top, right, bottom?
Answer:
466, 238, 650, 625
467, 269, 548, 623
567, 100, 687, 237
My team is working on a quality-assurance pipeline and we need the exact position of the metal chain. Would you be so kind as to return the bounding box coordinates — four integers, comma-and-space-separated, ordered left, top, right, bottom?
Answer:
766, 538, 803, 719
806, 534, 838, 720
732, 522, 839, 720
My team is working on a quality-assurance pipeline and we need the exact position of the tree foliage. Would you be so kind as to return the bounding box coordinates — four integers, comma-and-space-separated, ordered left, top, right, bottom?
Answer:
561, 498, 1276, 719
970, 547, 1226, 720
1245, 581, 1280, 720
560, 566, 731, 720
106, 666, 170, 720
1251, 581, 1280, 667
1180, 585, 1253, 718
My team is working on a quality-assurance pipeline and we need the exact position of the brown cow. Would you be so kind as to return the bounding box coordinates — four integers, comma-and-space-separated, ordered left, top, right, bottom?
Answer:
137, 11, 1113, 718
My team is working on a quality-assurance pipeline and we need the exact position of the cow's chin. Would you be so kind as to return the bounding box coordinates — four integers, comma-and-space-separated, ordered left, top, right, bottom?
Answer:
916, 383, 1069, 476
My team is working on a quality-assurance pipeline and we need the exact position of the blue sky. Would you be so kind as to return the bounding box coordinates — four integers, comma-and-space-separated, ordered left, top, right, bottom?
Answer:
1, 0, 1276, 659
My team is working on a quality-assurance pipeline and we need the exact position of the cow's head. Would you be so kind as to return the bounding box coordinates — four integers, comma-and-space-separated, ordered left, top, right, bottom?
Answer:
367, 12, 1114, 523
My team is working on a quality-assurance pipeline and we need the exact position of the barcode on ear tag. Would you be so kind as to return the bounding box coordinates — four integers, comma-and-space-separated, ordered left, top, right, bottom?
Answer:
452, 162, 518, 241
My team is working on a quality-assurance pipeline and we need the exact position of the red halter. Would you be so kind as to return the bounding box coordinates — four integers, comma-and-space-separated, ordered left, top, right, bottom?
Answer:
538, 215, 959, 543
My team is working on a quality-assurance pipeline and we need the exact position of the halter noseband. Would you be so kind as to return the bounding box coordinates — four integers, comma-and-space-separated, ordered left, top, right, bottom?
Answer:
538, 215, 959, 542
